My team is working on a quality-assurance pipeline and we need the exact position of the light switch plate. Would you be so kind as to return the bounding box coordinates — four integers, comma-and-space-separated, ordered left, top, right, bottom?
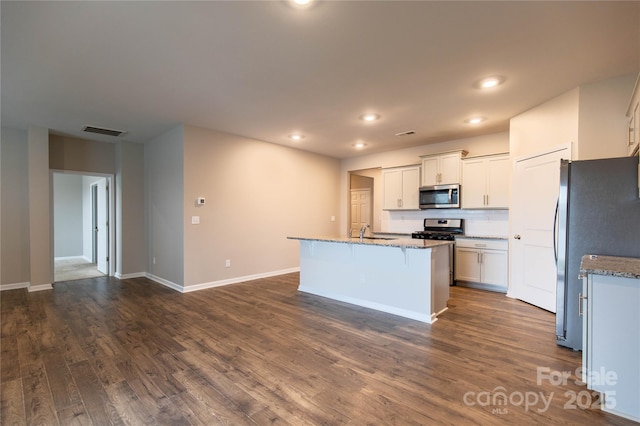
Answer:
192, 216, 200, 225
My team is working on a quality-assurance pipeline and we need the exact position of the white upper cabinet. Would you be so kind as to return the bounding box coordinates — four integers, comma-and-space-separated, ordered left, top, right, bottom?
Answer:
382, 165, 420, 210
627, 73, 640, 156
461, 154, 510, 209
420, 151, 467, 187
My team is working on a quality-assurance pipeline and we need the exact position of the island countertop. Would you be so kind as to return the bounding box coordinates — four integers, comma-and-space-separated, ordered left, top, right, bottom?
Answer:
287, 235, 452, 249
579, 254, 640, 279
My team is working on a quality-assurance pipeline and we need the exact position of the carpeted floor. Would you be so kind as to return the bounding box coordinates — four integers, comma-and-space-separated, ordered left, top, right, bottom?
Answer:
54, 258, 106, 282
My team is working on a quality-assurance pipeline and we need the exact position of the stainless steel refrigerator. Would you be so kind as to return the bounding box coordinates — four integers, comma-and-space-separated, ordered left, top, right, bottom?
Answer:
555, 156, 640, 350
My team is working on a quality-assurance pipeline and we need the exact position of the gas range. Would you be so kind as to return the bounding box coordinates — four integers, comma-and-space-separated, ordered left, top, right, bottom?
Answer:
411, 231, 458, 241
411, 219, 463, 241
412, 219, 463, 286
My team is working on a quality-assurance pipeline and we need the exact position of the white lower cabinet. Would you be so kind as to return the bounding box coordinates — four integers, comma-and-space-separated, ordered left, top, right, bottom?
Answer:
582, 273, 640, 422
455, 238, 508, 292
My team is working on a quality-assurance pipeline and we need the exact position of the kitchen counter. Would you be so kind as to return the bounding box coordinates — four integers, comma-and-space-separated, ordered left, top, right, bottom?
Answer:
579, 254, 640, 279
287, 235, 452, 249
288, 235, 451, 323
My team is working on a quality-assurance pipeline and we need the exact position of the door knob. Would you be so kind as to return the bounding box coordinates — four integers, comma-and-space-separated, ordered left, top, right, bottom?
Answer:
514, 234, 521, 240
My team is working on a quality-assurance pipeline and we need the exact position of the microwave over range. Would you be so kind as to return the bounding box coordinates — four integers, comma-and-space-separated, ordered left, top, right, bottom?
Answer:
419, 184, 460, 209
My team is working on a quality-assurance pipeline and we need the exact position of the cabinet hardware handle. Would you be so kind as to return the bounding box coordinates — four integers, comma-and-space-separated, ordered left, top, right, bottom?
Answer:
578, 292, 587, 316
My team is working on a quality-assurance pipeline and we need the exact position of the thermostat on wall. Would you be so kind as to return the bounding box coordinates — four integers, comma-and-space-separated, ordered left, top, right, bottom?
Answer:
196, 197, 205, 206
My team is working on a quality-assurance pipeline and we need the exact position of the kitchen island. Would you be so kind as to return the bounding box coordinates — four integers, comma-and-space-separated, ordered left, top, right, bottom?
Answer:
287, 236, 452, 323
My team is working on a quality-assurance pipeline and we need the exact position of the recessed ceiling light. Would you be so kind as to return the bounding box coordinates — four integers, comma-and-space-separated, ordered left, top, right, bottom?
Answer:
288, 134, 304, 141
353, 142, 367, 149
465, 117, 486, 125
360, 113, 380, 122
291, 0, 312, 6
476, 76, 505, 89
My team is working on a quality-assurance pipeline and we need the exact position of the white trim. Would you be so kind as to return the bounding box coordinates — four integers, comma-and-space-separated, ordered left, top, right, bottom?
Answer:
182, 267, 300, 293
298, 286, 433, 323
0, 282, 30, 291
115, 272, 146, 280
28, 283, 53, 292
145, 268, 300, 294
145, 273, 184, 292
54, 255, 91, 262
512, 142, 572, 163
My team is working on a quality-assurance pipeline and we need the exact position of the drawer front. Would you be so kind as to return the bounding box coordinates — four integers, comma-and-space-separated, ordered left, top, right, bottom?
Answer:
455, 238, 507, 251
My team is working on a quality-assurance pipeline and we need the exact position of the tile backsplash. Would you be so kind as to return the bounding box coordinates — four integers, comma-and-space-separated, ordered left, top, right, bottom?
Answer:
381, 209, 509, 237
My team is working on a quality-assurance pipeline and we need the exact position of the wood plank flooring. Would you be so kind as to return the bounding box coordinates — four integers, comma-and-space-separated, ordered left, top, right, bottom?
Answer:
1, 273, 636, 425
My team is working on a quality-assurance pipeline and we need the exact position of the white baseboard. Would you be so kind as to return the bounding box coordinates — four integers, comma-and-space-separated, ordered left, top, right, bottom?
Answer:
115, 272, 146, 280
28, 283, 53, 292
145, 273, 184, 292
144, 267, 300, 294
54, 256, 92, 262
0, 282, 30, 291
182, 267, 300, 293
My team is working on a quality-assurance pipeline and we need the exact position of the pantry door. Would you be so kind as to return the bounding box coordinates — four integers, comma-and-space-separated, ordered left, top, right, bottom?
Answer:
511, 146, 570, 312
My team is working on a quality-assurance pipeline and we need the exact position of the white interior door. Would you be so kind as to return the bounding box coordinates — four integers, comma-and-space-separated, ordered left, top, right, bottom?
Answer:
511, 146, 569, 312
350, 189, 372, 236
95, 179, 109, 274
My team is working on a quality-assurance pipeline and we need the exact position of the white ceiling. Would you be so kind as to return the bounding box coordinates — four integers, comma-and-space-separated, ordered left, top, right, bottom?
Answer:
2, 1, 639, 159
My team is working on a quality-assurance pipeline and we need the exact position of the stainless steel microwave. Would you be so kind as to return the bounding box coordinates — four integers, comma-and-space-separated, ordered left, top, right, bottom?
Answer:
419, 184, 460, 209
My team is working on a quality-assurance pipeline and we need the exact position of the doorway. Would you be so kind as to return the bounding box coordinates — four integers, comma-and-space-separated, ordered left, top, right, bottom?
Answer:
350, 189, 372, 237
53, 172, 113, 282
348, 169, 380, 235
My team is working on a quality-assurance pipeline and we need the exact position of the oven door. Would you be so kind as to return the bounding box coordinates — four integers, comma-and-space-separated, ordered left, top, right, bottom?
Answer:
419, 184, 460, 209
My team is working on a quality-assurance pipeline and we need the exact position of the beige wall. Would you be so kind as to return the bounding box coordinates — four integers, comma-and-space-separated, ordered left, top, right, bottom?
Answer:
145, 125, 185, 286
50, 134, 116, 174
578, 72, 638, 160
1, 127, 146, 287
1, 127, 30, 286
116, 141, 146, 276
28, 126, 52, 288
509, 89, 580, 161
510, 73, 638, 161
182, 125, 341, 288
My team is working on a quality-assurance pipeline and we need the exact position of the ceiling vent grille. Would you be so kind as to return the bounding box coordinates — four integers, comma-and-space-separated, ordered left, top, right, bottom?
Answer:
395, 130, 416, 136
82, 125, 127, 137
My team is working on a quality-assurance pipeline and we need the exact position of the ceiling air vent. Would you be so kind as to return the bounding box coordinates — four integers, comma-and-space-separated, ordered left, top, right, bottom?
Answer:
395, 130, 416, 137
82, 125, 127, 137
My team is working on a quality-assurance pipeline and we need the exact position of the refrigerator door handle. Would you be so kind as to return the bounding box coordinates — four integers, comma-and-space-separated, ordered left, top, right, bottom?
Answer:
555, 159, 570, 340
553, 198, 559, 263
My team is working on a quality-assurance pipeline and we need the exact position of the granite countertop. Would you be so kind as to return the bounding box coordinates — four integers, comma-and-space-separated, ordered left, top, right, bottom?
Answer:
579, 254, 640, 279
287, 235, 452, 250
457, 235, 508, 240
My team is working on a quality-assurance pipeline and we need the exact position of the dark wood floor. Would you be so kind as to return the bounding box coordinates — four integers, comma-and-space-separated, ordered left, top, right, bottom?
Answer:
1, 273, 636, 425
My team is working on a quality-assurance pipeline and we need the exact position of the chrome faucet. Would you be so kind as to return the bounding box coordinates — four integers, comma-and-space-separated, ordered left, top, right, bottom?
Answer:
359, 224, 370, 240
